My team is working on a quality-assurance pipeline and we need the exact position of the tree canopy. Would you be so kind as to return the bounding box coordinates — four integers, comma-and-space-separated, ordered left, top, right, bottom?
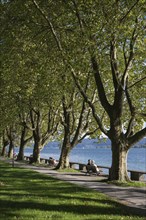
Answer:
0, 0, 146, 181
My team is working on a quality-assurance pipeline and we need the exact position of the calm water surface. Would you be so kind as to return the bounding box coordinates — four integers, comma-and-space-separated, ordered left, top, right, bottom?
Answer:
15, 144, 146, 172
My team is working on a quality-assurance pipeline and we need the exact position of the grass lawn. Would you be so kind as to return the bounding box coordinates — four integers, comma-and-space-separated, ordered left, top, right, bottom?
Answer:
107, 180, 146, 187
0, 161, 145, 220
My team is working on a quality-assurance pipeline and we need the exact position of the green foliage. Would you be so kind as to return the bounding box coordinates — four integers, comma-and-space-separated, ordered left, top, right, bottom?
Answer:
0, 0, 145, 146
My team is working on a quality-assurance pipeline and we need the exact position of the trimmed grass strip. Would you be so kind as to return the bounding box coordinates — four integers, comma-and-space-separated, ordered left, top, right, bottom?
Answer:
0, 161, 145, 220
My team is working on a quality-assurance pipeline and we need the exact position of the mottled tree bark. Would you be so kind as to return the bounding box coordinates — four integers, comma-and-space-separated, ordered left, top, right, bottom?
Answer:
8, 140, 14, 159
109, 139, 130, 181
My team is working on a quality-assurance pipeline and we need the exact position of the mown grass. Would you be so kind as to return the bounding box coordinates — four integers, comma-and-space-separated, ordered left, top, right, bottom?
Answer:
57, 168, 80, 173
107, 180, 146, 187
0, 161, 145, 220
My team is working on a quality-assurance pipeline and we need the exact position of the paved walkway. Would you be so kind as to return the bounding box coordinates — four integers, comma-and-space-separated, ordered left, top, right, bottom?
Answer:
1, 158, 146, 215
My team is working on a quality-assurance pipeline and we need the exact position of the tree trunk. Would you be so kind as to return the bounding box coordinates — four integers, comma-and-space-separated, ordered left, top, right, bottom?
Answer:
109, 139, 130, 181
30, 140, 41, 163
17, 142, 25, 161
8, 140, 14, 158
1, 145, 7, 156
1, 140, 9, 156
1, 131, 9, 156
56, 143, 71, 169
17, 127, 27, 161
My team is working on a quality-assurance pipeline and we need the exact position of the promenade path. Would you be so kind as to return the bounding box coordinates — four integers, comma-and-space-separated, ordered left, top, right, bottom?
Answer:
1, 157, 146, 216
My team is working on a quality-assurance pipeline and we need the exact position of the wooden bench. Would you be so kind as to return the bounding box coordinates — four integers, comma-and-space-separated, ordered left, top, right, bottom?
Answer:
40, 158, 50, 164
69, 162, 104, 174
128, 169, 146, 181
69, 162, 87, 171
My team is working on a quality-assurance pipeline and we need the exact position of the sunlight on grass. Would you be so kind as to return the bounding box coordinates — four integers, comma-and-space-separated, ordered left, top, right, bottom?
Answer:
57, 168, 80, 173
0, 160, 145, 220
107, 180, 146, 187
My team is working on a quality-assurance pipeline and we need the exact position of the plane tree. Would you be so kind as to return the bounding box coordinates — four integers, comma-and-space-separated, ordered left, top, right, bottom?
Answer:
63, 0, 146, 181
56, 72, 101, 169
31, 0, 146, 180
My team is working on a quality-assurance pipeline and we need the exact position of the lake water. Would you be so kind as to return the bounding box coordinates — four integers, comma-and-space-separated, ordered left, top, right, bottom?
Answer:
15, 143, 146, 173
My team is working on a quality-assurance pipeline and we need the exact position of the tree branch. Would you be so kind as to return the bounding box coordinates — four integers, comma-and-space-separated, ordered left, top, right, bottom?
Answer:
110, 39, 120, 89
78, 127, 99, 143
91, 55, 112, 115
71, 0, 84, 33
123, 39, 128, 68
121, 20, 138, 89
32, 0, 63, 51
125, 85, 136, 116
126, 117, 135, 138
127, 127, 146, 148
71, 100, 86, 146
128, 76, 146, 89
71, 69, 108, 136
24, 135, 33, 145
29, 109, 36, 131
125, 77, 136, 137
119, 0, 140, 23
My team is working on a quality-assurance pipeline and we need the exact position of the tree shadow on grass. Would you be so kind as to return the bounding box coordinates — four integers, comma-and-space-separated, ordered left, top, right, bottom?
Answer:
0, 198, 145, 219
0, 162, 145, 218
0, 186, 145, 218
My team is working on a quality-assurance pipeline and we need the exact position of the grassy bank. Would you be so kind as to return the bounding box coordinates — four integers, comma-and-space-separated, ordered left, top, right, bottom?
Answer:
0, 161, 145, 220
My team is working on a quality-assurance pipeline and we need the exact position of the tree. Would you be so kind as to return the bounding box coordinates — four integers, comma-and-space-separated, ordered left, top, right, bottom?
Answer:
31, 0, 146, 181
16, 113, 32, 161
56, 79, 100, 169
66, 0, 146, 181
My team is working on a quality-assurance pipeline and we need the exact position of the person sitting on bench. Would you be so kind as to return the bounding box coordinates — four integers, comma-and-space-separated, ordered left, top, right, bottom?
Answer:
48, 157, 58, 167
86, 159, 92, 173
86, 159, 100, 175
